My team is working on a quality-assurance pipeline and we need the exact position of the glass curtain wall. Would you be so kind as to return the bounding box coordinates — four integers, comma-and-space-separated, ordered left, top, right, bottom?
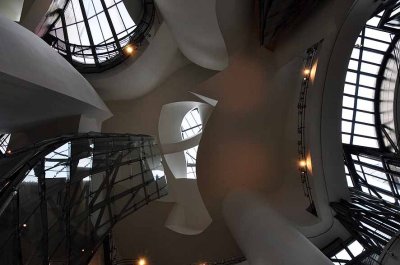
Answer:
341, 7, 400, 205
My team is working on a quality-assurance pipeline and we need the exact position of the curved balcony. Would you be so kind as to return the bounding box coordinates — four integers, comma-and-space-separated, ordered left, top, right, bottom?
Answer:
0, 133, 167, 265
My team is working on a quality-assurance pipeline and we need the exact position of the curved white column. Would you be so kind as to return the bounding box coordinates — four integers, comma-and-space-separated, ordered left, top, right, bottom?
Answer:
223, 191, 333, 265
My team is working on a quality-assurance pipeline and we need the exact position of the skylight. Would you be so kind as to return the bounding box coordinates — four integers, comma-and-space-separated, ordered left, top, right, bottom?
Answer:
181, 108, 203, 140
0, 134, 11, 154
330, 240, 365, 265
341, 9, 400, 206
184, 145, 198, 179
44, 0, 154, 72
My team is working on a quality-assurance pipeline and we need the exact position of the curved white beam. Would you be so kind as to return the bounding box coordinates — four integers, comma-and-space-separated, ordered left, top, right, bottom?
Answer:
0, 14, 111, 131
155, 0, 229, 71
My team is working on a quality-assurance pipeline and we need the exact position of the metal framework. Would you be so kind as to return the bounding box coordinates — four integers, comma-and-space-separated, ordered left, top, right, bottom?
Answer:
331, 189, 400, 264
0, 133, 167, 265
335, 2, 400, 264
297, 42, 320, 216
40, 0, 155, 73
0, 133, 11, 155
341, 1, 400, 206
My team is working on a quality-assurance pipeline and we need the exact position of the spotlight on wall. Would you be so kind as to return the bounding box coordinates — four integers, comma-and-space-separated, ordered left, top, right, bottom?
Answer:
299, 159, 307, 168
125, 44, 136, 56
137, 257, 147, 265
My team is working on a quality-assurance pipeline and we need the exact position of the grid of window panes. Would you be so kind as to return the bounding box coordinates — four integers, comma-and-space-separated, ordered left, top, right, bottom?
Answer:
330, 240, 365, 265
24, 142, 93, 182
181, 108, 203, 140
0, 134, 11, 154
341, 12, 393, 148
380, 40, 400, 150
184, 146, 198, 179
342, 8, 400, 208
49, 0, 136, 64
349, 153, 399, 204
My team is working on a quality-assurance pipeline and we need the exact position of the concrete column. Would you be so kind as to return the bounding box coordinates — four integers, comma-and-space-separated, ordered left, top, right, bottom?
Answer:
223, 191, 333, 265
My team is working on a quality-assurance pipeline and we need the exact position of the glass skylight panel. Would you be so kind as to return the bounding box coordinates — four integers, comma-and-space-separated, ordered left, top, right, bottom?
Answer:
355, 111, 374, 124
357, 87, 375, 99
354, 124, 376, 137
45, 142, 71, 179
181, 108, 203, 140
362, 50, 384, 64
342, 109, 353, 120
0, 134, 11, 154
341, 121, 352, 133
343, 96, 355, 108
23, 169, 37, 183
365, 28, 393, 42
344, 84, 356, 95
359, 75, 376, 87
184, 145, 198, 179
363, 39, 390, 51
366, 16, 381, 27
48, 0, 138, 66
335, 249, 351, 261
352, 136, 379, 148
348, 240, 364, 256
357, 99, 374, 112
360, 62, 380, 75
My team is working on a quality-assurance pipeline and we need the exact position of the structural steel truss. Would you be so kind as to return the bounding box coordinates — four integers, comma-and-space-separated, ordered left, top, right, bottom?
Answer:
0, 133, 167, 265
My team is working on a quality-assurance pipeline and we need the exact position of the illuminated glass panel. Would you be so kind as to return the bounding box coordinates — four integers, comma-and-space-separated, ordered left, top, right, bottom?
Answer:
341, 14, 393, 148
330, 240, 365, 265
43, 0, 154, 72
184, 146, 198, 179
181, 108, 203, 140
341, 10, 400, 206
0, 134, 11, 154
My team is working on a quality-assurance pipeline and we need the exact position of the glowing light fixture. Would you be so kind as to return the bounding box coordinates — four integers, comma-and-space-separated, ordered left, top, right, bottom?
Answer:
138, 258, 147, 265
299, 160, 307, 168
22, 223, 27, 228
125, 45, 136, 55
303, 68, 311, 75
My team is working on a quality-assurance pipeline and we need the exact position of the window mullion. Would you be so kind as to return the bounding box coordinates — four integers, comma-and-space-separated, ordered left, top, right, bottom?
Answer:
78, 0, 100, 66
60, 12, 73, 62
100, 0, 122, 53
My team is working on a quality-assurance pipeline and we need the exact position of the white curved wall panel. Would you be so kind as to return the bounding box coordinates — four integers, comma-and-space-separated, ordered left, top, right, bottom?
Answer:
0, 14, 111, 131
155, 0, 229, 71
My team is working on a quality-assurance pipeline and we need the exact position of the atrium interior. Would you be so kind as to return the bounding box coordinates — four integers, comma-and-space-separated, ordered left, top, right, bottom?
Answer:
1, 0, 400, 264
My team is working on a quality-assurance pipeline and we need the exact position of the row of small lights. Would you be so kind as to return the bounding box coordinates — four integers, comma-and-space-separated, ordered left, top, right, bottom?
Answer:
297, 43, 320, 216
298, 67, 311, 172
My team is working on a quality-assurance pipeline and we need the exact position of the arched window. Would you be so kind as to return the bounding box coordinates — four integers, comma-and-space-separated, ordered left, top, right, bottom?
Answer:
181, 108, 202, 140
341, 7, 400, 205
43, 0, 154, 72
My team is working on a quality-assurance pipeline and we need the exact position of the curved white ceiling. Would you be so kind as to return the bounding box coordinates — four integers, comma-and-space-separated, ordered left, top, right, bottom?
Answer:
87, 22, 190, 101
155, 0, 229, 71
0, 14, 111, 130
